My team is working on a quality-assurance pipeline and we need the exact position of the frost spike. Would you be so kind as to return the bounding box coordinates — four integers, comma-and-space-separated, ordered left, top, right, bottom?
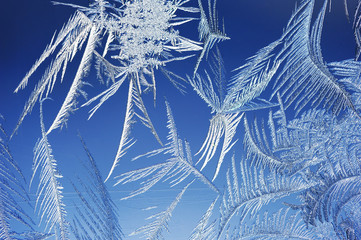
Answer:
47, 25, 99, 134
31, 100, 68, 239
105, 80, 136, 182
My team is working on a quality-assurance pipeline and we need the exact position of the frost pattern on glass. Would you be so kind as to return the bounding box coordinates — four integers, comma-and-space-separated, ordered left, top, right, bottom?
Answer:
5, 0, 361, 239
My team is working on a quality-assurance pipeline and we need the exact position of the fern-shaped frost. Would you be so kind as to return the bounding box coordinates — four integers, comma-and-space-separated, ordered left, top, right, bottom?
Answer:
31, 101, 68, 239
114, 101, 218, 199
190, 51, 245, 180
70, 136, 123, 239
270, 0, 357, 117
223, 40, 282, 113
0, 116, 32, 239
231, 208, 315, 240
13, 11, 93, 136
46, 25, 100, 134
196, 113, 243, 181
216, 155, 312, 239
193, 0, 229, 77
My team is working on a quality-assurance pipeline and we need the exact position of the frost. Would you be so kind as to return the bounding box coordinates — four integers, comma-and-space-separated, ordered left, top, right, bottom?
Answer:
5, 0, 361, 238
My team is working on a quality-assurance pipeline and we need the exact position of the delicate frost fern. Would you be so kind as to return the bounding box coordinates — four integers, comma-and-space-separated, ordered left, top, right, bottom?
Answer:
230, 208, 315, 240
94, 75, 166, 181
130, 181, 192, 240
196, 113, 243, 181
193, 0, 229, 77
31, 101, 68, 239
190, 50, 245, 180
16, 232, 54, 240
292, 112, 361, 239
70, 136, 123, 239
222, 41, 282, 113
328, 59, 361, 108
13, 9, 96, 136
46, 25, 100, 134
243, 94, 340, 176
0, 116, 33, 239
114, 101, 218, 199
244, 113, 321, 174
270, 0, 358, 117
240, 84, 361, 238
297, 171, 361, 239
190, 36, 284, 181
103, 79, 136, 181
14, 0, 126, 135
216, 155, 313, 239
221, 0, 358, 118
81, 69, 165, 172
